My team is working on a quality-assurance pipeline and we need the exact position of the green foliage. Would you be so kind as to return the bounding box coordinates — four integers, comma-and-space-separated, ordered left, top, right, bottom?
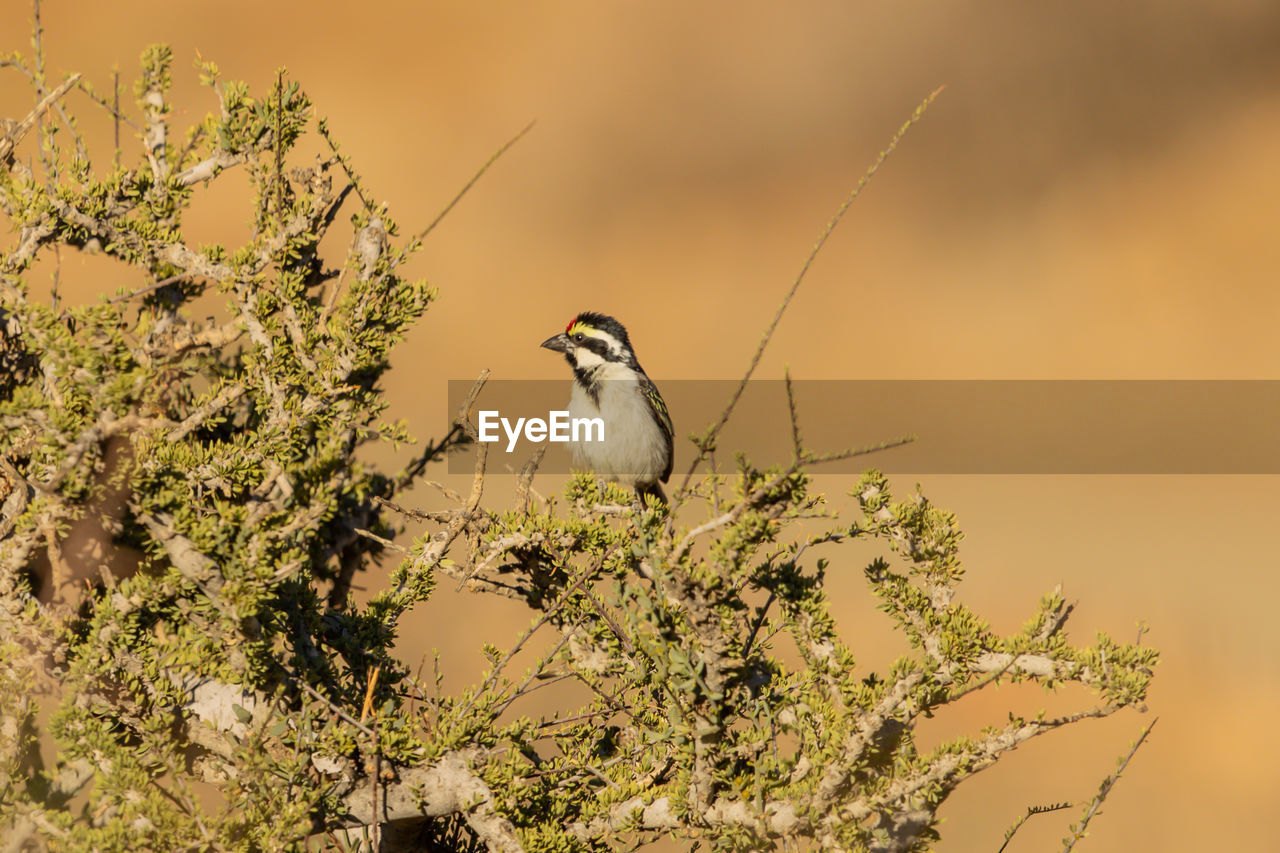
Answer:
0, 32, 1157, 853
1, 37, 435, 850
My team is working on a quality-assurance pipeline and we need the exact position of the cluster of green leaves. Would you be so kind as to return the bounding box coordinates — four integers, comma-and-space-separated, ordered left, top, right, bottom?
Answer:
1, 41, 439, 848
416, 466, 1157, 852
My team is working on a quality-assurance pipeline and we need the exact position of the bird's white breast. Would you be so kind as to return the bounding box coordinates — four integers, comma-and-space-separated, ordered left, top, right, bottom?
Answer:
566, 364, 667, 487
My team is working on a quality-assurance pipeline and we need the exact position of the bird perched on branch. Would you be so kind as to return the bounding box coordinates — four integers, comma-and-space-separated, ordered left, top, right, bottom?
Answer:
541, 312, 674, 505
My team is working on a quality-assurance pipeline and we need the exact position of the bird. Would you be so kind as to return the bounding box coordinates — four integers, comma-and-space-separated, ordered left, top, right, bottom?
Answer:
541, 312, 674, 505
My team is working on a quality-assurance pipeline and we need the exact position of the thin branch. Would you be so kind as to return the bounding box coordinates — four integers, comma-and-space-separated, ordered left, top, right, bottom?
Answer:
422, 480, 465, 504
409, 120, 535, 248
489, 670, 575, 707
533, 705, 616, 731
31, 1, 44, 79
16, 3, 91, 169
353, 527, 409, 554
582, 764, 619, 789
514, 445, 547, 514
468, 558, 603, 712
0, 72, 82, 166
741, 589, 776, 660
783, 367, 802, 462
273, 70, 286, 220
358, 665, 384, 850
315, 117, 373, 210
674, 87, 944, 499
669, 435, 914, 564
69, 74, 140, 136
112, 70, 121, 165
492, 629, 577, 720
173, 124, 206, 175
386, 421, 467, 495
454, 369, 491, 440
107, 273, 190, 304
1062, 718, 1158, 852
295, 679, 374, 739
802, 434, 916, 467
997, 802, 1072, 853
49, 245, 59, 313
165, 382, 246, 443
578, 581, 635, 657
373, 495, 453, 523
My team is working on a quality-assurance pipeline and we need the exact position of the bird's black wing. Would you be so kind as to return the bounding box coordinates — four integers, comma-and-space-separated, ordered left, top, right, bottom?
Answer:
639, 374, 675, 483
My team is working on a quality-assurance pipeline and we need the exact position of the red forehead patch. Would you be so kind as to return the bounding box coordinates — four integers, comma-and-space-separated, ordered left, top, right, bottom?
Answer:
565, 316, 579, 333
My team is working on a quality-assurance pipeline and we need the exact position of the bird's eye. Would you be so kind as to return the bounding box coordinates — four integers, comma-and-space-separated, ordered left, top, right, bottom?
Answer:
572, 333, 585, 343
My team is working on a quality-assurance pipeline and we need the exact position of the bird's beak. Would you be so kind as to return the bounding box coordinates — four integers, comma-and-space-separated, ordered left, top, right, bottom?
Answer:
540, 332, 573, 354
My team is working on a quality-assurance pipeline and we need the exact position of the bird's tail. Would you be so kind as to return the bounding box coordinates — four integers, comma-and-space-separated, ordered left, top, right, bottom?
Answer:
635, 481, 667, 507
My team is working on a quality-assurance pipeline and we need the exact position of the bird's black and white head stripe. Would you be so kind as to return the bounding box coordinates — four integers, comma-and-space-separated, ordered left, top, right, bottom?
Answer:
540, 312, 650, 396
562, 312, 639, 367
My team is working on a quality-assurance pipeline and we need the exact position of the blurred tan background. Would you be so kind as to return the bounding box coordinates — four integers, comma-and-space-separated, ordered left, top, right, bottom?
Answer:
3, 1, 1279, 849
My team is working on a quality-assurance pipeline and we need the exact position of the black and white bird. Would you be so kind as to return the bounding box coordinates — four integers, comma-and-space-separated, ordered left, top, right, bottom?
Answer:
541, 312, 674, 505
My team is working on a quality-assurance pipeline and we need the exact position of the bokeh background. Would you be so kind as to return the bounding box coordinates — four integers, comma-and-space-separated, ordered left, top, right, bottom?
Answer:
3, 1, 1279, 849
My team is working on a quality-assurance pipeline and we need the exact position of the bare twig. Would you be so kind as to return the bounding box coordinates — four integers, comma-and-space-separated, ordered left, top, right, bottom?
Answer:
16, 2, 90, 168
67, 74, 140, 138
1062, 719, 1158, 852
386, 423, 468, 495
0, 73, 82, 166
741, 589, 776, 660
783, 367, 802, 462
108, 273, 191, 304
514, 445, 547, 514
315, 117, 373, 210
802, 435, 916, 467
997, 802, 1072, 853
353, 527, 410, 554
50, 245, 59, 313
273, 70, 286, 219
533, 706, 616, 731
422, 480, 465, 504
112, 70, 120, 165
31, 1, 44, 79
454, 369, 491, 440
373, 495, 453, 523
578, 581, 635, 657
409, 120, 535, 248
492, 629, 577, 721
674, 87, 944, 500
173, 125, 206, 177
296, 679, 374, 739
360, 666, 383, 851
469, 558, 604, 711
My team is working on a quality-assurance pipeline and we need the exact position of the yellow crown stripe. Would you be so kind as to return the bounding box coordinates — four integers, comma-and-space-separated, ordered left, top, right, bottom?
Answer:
567, 320, 608, 339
